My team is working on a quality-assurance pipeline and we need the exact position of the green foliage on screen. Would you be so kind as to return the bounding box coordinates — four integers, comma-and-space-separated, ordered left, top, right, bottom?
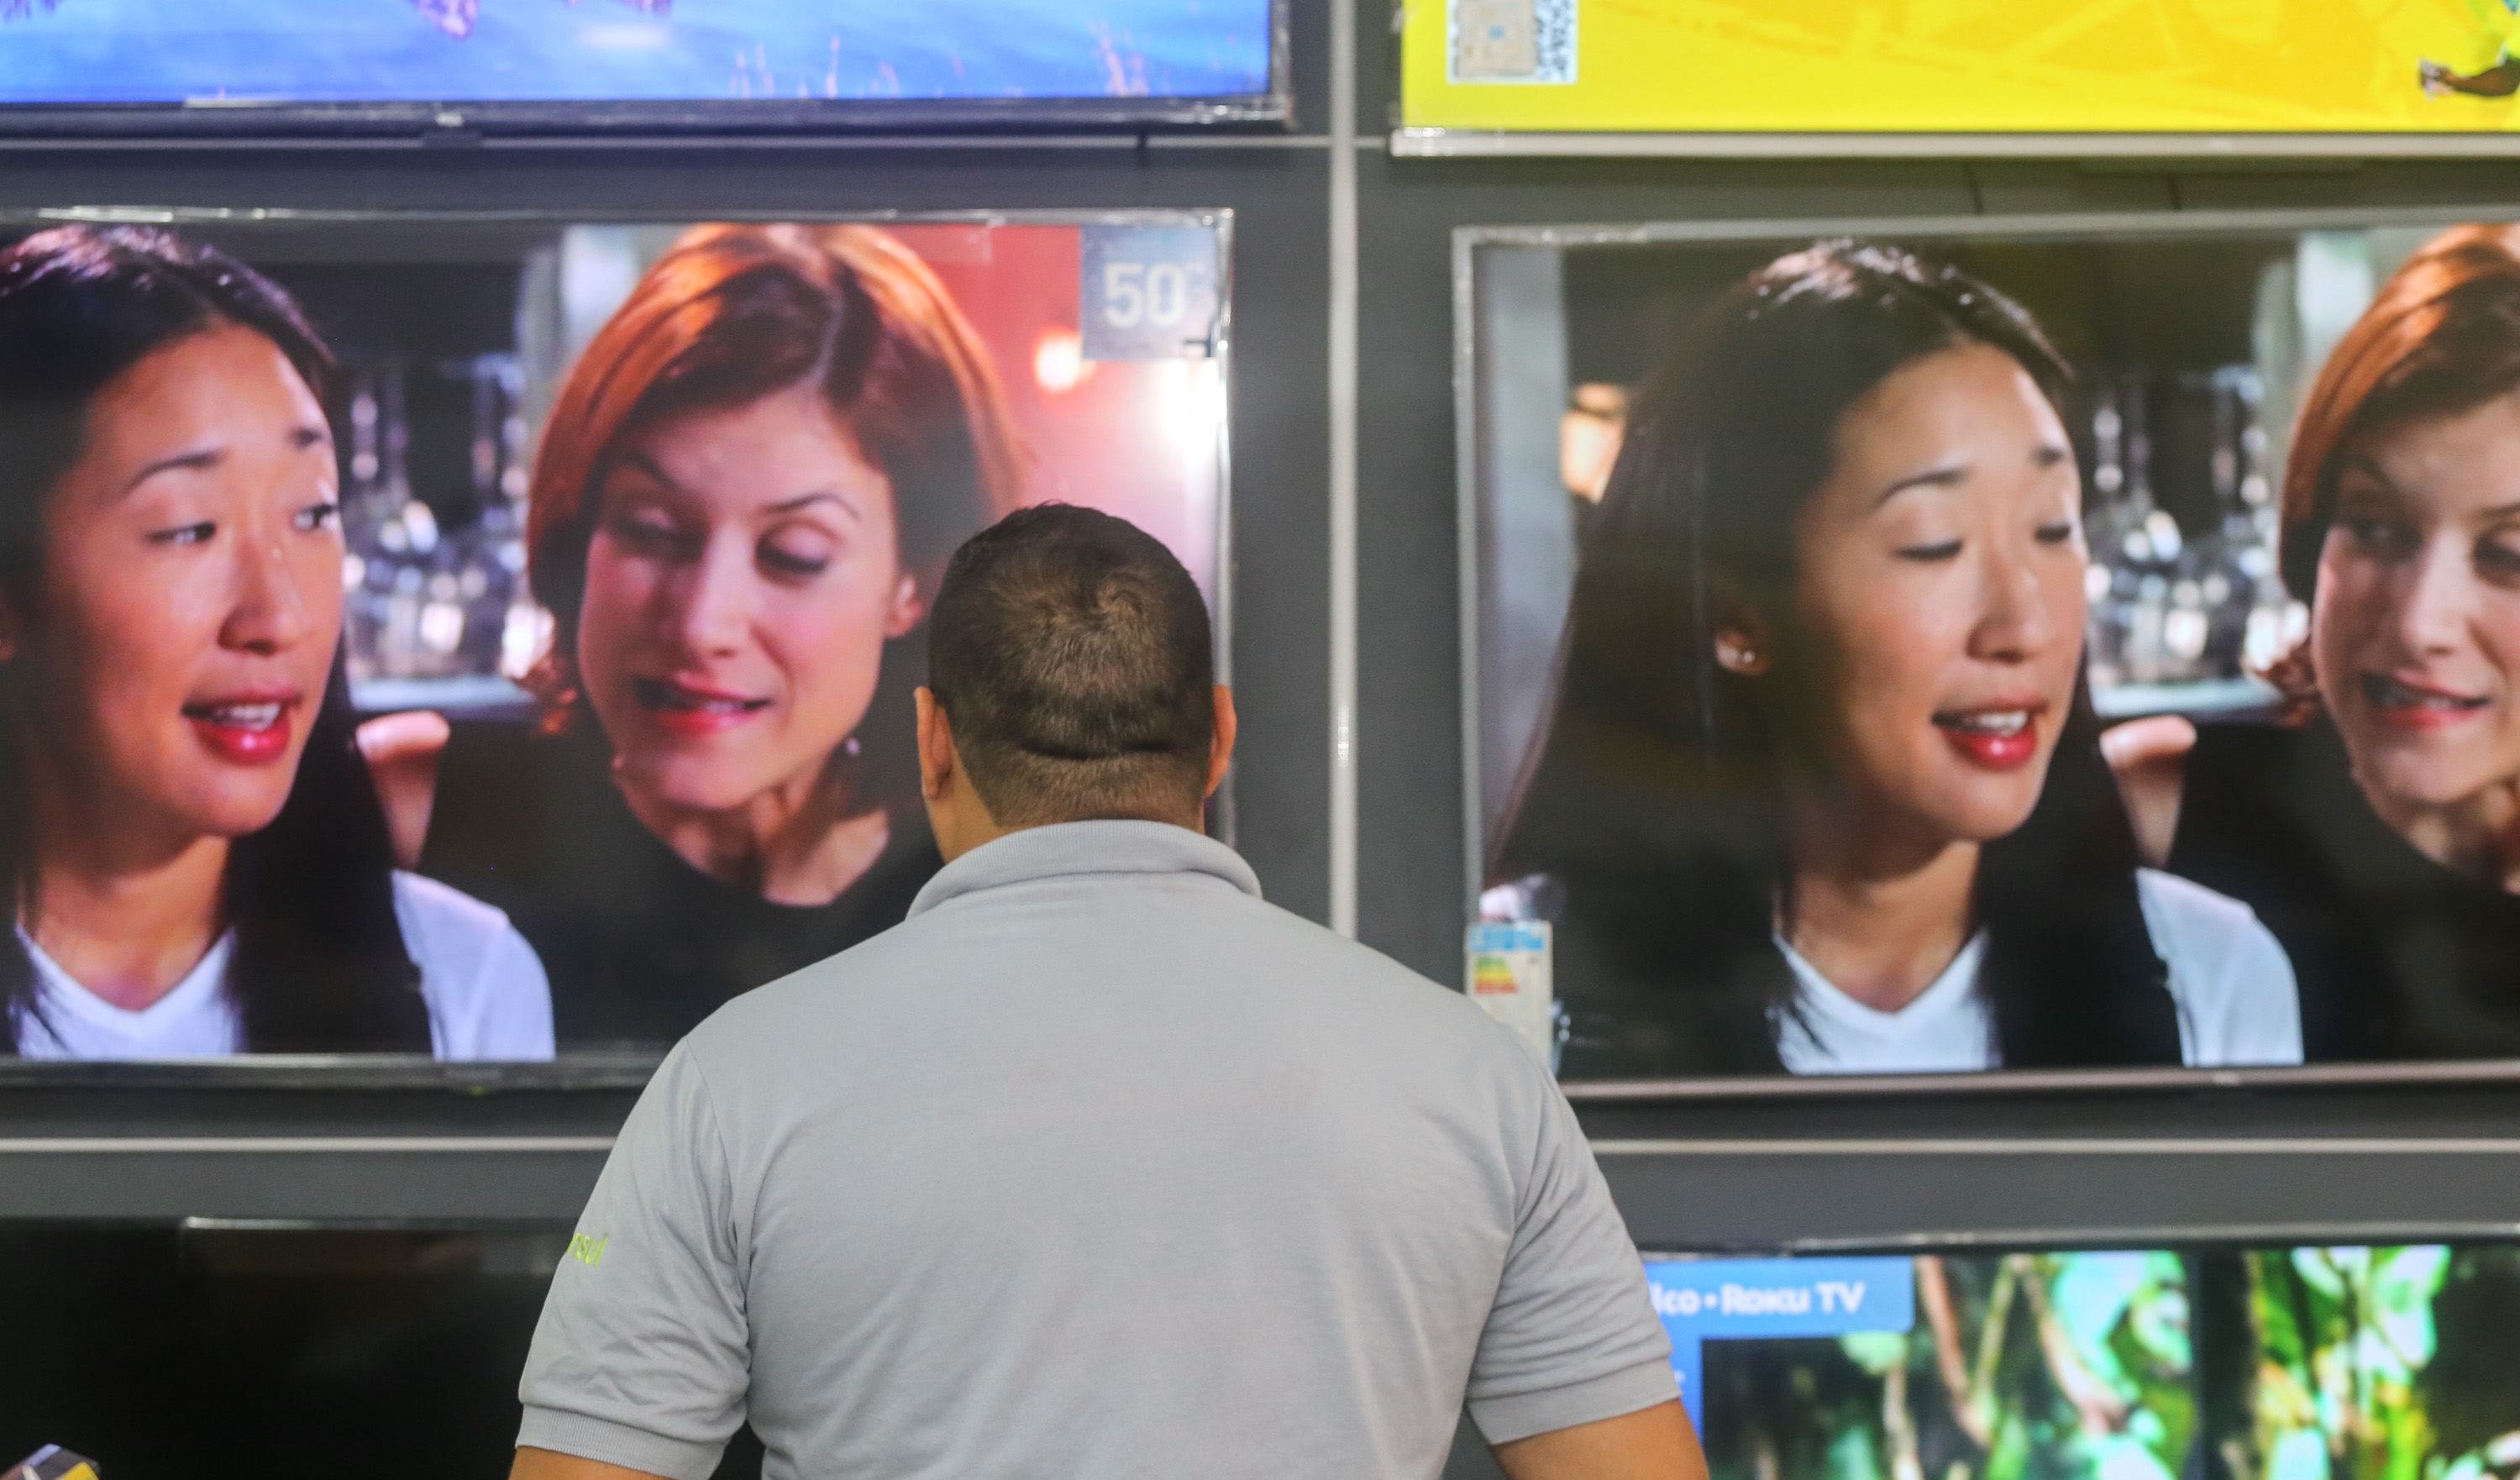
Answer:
2248, 1246, 2520, 1480
1704, 1252, 2194, 1480
1697, 1246, 2520, 1480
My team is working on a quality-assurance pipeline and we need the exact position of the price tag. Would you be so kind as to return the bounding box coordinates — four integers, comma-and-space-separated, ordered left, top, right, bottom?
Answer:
1450, 0, 1576, 83
1079, 224, 1221, 361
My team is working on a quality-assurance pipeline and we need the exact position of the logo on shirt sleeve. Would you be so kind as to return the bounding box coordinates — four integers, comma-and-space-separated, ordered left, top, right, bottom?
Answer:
567, 1232, 609, 1269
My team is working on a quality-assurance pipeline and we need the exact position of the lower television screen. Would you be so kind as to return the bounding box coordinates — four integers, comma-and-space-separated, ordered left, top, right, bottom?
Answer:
0, 1231, 2510, 1477
0, 208, 1229, 1064
1650, 1243, 2520, 1480
1656, 1252, 2200, 1480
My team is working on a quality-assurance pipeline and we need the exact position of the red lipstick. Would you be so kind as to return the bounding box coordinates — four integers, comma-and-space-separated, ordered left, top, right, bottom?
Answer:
1933, 705, 2043, 771
182, 694, 298, 766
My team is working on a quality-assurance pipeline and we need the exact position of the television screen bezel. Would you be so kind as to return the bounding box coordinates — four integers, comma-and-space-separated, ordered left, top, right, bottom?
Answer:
1455, 204, 2520, 1104
0, 0, 1289, 140
0, 202, 1237, 1090
1639, 1219, 2520, 1262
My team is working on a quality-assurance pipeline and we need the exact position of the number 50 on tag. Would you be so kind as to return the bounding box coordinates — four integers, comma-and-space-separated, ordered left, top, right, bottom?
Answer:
1081, 224, 1221, 361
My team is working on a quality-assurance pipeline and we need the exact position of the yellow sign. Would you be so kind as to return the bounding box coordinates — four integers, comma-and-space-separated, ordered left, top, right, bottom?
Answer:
1401, 0, 2520, 137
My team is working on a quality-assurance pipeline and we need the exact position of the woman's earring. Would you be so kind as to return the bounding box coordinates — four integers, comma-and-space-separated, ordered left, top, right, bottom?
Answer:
1714, 634, 1766, 675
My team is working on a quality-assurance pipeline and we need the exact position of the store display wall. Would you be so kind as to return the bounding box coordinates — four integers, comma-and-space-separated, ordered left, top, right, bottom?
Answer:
19, 14, 2520, 1074
11, 1, 2520, 1476
0, 0, 2513, 1194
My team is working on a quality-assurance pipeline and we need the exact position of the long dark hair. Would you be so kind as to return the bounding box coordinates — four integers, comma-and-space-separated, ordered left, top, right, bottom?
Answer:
1495, 239, 2179, 1076
0, 224, 429, 1055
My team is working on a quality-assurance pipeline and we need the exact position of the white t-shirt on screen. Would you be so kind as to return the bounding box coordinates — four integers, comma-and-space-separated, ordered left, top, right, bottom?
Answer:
13, 872, 554, 1062
1772, 869, 2302, 1074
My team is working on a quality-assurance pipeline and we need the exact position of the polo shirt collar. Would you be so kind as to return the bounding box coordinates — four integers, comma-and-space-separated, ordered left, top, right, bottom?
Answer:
906, 819, 1263, 918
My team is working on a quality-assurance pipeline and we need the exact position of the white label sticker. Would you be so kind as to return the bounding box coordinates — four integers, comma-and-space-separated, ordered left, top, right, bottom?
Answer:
1466, 921, 1553, 1059
1448, 0, 1577, 84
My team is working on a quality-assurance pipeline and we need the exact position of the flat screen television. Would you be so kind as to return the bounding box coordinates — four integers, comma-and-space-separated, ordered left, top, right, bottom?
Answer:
1646, 1238, 2520, 1480
1397, 0, 2520, 156
2, 1228, 2501, 1478
1650, 1248, 2201, 1480
1458, 209, 2520, 1086
0, 206, 1231, 1065
0, 0, 1285, 135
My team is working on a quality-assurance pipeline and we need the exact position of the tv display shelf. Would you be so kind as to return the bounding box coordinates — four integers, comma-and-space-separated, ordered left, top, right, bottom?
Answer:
5, 1059, 2520, 1242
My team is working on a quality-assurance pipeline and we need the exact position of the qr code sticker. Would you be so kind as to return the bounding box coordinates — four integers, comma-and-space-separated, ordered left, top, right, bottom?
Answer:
1449, 0, 1575, 84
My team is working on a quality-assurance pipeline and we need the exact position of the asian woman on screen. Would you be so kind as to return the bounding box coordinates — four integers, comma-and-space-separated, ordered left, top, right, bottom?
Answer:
1494, 240, 2301, 1079
0, 224, 552, 1060
410, 223, 1020, 1048
2125, 223, 2520, 1062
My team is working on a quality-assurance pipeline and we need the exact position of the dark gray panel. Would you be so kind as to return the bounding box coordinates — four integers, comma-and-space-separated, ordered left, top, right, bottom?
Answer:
0, 1146, 606, 1223
1469, 242, 1572, 858
1446, 1410, 1512, 1480
1598, 1147, 2520, 1252
1573, 1068, 2520, 1246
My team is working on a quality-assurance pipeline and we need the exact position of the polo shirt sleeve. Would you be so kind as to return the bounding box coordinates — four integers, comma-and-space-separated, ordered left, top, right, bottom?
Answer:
1466, 1059, 1678, 1446
517, 1043, 751, 1480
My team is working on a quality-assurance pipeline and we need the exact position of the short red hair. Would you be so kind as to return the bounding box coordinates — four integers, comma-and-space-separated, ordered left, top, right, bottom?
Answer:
2282, 223, 2520, 604
525, 223, 1022, 719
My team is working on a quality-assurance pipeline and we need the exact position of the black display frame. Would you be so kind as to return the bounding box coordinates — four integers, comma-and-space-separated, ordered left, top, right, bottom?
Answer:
1453, 202, 2520, 1100
0, 200, 1240, 1090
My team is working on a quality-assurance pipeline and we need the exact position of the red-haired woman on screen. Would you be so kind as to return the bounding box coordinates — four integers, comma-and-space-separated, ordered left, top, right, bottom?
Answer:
0, 224, 550, 1059
2136, 224, 2520, 1062
412, 223, 1020, 1049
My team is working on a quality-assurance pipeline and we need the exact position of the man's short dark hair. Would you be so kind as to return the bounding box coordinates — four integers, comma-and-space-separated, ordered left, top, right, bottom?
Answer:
927, 504, 1215, 827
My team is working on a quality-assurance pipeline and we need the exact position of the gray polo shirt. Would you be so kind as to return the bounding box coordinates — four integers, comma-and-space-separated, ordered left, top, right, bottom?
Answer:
517, 821, 1674, 1480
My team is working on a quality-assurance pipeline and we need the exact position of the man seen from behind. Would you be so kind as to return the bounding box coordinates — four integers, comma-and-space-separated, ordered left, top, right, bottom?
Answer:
510, 504, 1706, 1480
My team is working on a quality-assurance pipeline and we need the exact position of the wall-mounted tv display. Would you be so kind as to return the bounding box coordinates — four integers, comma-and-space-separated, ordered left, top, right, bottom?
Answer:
1461, 210, 2520, 1084
1399, 0, 2520, 155
1653, 1250, 2199, 1480
1649, 1240, 2520, 1480
0, 207, 1229, 1063
0, 0, 1284, 134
